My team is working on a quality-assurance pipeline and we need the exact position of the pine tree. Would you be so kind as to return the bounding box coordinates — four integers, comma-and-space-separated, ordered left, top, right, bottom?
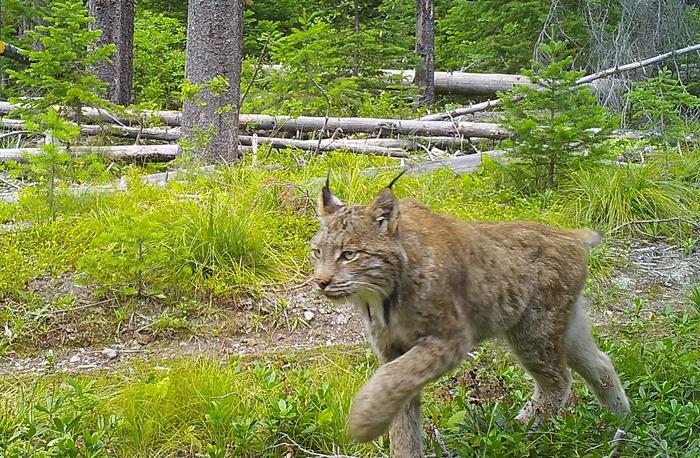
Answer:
6, 0, 114, 140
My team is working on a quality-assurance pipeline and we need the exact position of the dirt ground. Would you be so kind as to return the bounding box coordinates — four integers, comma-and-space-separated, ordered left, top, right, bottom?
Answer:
1, 238, 698, 376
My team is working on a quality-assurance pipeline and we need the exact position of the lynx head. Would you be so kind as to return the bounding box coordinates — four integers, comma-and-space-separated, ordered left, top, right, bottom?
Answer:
309, 171, 407, 303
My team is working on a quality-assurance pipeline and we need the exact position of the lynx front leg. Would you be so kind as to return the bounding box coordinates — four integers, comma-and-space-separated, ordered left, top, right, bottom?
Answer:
348, 336, 469, 442
389, 395, 423, 458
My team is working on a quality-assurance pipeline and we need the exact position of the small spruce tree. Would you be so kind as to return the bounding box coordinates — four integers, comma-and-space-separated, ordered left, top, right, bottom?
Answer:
6, 0, 114, 221
627, 67, 700, 145
500, 41, 616, 192
6, 0, 114, 141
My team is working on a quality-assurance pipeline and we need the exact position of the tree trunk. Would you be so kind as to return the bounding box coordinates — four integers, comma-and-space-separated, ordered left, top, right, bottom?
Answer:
182, 0, 245, 162
87, 0, 134, 105
415, 0, 435, 106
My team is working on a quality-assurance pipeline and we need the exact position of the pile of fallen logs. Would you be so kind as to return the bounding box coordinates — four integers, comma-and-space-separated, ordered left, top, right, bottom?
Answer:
0, 43, 697, 164
0, 101, 506, 160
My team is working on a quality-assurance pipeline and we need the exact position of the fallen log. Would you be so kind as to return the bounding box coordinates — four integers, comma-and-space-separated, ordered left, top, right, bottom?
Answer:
0, 102, 508, 139
265, 65, 533, 96
5, 119, 181, 142
421, 42, 700, 121
362, 150, 510, 177
0, 144, 181, 163
0, 41, 28, 63
2, 118, 482, 151
408, 150, 509, 174
382, 69, 534, 96
243, 136, 408, 157
237, 115, 507, 138
0, 119, 408, 157
0, 101, 181, 127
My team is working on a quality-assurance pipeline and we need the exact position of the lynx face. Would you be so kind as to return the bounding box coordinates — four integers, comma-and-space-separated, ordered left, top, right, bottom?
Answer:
309, 191, 403, 304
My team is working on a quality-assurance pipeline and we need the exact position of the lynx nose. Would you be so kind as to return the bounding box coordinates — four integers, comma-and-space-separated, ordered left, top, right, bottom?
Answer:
314, 276, 332, 290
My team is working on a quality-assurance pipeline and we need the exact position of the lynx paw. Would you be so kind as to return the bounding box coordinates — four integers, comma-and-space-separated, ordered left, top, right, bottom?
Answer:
347, 385, 396, 442
515, 401, 543, 429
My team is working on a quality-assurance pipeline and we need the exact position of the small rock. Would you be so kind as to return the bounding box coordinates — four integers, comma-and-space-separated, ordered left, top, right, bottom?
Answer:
303, 310, 315, 321
69, 354, 81, 363
336, 314, 349, 325
102, 348, 118, 360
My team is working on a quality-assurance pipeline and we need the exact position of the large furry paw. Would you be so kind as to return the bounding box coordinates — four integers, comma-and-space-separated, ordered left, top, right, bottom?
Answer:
514, 401, 543, 429
347, 382, 397, 442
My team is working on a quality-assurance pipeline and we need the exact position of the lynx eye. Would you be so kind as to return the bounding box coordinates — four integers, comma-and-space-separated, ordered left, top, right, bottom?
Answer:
311, 248, 321, 259
340, 250, 358, 261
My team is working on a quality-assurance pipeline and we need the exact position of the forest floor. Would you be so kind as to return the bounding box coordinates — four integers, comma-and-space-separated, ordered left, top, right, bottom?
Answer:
2, 237, 698, 376
2, 154, 699, 456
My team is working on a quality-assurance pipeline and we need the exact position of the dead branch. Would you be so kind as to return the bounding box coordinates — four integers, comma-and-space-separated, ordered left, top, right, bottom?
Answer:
421, 43, 700, 121
576, 42, 700, 85
267, 433, 359, 458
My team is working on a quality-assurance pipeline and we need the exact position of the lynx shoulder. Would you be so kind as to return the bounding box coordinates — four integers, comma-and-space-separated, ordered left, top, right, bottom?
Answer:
309, 177, 629, 458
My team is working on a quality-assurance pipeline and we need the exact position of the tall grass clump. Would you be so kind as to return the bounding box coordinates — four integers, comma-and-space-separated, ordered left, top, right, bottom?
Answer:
164, 195, 280, 288
560, 157, 700, 238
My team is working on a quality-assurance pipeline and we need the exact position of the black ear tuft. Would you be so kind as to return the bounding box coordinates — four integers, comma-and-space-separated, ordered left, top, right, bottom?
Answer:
386, 168, 409, 190
318, 169, 344, 217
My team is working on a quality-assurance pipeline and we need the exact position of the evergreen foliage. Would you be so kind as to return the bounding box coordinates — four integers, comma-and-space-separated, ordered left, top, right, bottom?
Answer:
6, 0, 114, 137
500, 41, 615, 191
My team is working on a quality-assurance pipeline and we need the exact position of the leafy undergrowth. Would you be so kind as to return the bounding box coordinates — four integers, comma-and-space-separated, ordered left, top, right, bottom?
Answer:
0, 310, 698, 457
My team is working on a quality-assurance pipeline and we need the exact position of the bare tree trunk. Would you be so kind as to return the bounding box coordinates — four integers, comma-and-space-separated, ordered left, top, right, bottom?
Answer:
182, 0, 244, 162
415, 0, 435, 106
87, 0, 134, 105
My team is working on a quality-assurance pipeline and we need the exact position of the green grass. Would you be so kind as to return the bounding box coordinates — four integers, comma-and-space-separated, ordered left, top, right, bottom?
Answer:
1, 310, 698, 457
0, 150, 570, 311
559, 149, 700, 239
4, 147, 700, 351
2, 148, 700, 456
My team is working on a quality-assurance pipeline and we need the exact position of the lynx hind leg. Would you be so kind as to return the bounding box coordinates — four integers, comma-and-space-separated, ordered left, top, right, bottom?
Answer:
507, 320, 573, 426
389, 395, 423, 458
565, 297, 630, 416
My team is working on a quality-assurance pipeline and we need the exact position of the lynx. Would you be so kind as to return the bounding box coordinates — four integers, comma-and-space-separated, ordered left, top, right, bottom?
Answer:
309, 173, 630, 457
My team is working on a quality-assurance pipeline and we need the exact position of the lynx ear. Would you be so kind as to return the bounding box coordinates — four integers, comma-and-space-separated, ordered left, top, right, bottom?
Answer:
367, 188, 399, 234
318, 171, 344, 217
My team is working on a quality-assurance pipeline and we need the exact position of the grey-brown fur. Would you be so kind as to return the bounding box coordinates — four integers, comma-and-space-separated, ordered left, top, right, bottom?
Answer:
310, 184, 630, 457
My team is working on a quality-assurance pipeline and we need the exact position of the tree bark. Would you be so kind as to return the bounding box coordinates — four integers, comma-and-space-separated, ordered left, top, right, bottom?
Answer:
0, 144, 180, 163
0, 104, 508, 139
182, 0, 245, 162
0, 41, 29, 63
87, 0, 134, 105
415, 0, 435, 106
